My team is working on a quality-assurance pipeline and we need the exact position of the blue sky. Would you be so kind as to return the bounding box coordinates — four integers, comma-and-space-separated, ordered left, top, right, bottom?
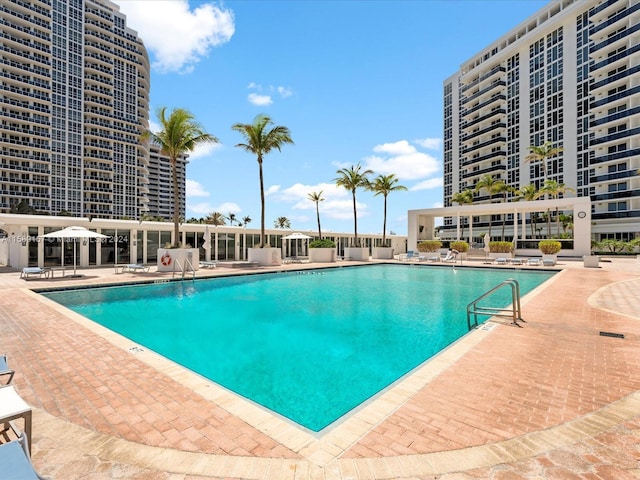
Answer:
116, 0, 549, 235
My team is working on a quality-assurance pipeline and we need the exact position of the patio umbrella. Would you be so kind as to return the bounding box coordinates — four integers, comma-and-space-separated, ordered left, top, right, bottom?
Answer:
282, 232, 312, 257
202, 225, 212, 252
40, 226, 108, 277
483, 233, 491, 263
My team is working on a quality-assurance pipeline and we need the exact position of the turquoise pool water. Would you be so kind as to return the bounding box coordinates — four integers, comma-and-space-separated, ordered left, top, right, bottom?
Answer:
43, 264, 555, 432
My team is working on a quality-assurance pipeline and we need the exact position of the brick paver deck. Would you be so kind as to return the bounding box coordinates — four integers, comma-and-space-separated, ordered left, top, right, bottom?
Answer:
0, 258, 639, 479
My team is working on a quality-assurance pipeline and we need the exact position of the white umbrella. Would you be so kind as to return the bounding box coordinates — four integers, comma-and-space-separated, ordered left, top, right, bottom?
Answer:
40, 226, 108, 276
483, 233, 491, 263
202, 226, 212, 252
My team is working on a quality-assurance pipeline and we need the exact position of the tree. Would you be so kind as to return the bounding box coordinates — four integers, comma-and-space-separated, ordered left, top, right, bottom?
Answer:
474, 174, 502, 237
524, 141, 563, 186
334, 164, 373, 247
143, 107, 219, 247
232, 114, 294, 247
538, 179, 575, 237
494, 181, 514, 241
205, 211, 226, 226
367, 174, 407, 245
273, 216, 291, 229
241, 215, 252, 227
308, 191, 325, 239
226, 212, 237, 226
515, 183, 540, 238
451, 189, 474, 239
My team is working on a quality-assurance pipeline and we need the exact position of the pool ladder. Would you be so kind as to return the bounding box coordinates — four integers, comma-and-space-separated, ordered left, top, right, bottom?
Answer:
466, 278, 525, 330
172, 257, 196, 281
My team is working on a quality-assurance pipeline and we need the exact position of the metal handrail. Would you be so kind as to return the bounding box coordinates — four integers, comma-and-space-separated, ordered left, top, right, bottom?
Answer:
171, 257, 196, 281
466, 278, 525, 330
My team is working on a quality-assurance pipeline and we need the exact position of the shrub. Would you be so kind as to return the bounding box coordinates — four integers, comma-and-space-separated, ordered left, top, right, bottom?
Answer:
417, 240, 442, 252
489, 241, 514, 253
309, 239, 336, 248
538, 240, 561, 254
450, 241, 469, 253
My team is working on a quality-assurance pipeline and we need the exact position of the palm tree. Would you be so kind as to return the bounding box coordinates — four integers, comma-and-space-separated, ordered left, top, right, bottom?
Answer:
451, 189, 474, 239
308, 191, 324, 239
515, 183, 539, 238
232, 114, 294, 247
241, 215, 252, 227
143, 107, 219, 246
494, 181, 514, 241
474, 174, 502, 237
367, 174, 407, 245
205, 211, 226, 226
524, 141, 563, 186
226, 212, 237, 226
273, 216, 291, 229
538, 179, 575, 237
334, 164, 373, 247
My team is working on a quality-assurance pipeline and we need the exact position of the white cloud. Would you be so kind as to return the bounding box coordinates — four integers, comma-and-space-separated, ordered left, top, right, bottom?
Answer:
373, 140, 416, 156
277, 86, 293, 98
265, 185, 281, 196
186, 142, 223, 160
415, 138, 442, 150
247, 93, 273, 106
116, 1, 235, 74
186, 179, 209, 197
363, 140, 441, 181
187, 201, 241, 216
432, 201, 444, 208
411, 177, 444, 191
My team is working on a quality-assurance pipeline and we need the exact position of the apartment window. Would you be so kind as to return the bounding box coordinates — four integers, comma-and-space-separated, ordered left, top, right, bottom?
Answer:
607, 124, 627, 134
608, 182, 627, 192
608, 201, 627, 212
608, 163, 626, 173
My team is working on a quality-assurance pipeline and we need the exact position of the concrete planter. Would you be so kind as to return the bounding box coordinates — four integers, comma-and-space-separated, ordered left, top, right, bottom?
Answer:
308, 248, 336, 263
372, 247, 394, 259
488, 252, 513, 259
344, 247, 369, 261
248, 247, 282, 266
583, 255, 599, 268
157, 248, 200, 272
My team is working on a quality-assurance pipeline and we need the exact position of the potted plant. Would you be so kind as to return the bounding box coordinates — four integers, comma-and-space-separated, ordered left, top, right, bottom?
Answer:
232, 114, 294, 266
335, 164, 373, 261
450, 240, 470, 259
308, 239, 336, 263
417, 240, 442, 253
538, 239, 561, 265
488, 241, 514, 259
143, 107, 219, 272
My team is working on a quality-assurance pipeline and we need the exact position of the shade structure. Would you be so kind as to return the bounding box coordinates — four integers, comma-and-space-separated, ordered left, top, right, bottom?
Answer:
40, 226, 108, 276
202, 226, 212, 251
282, 232, 312, 258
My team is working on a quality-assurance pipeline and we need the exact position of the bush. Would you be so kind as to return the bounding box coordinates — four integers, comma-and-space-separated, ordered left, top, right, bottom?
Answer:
417, 240, 442, 252
489, 241, 513, 253
309, 239, 336, 248
538, 240, 561, 254
450, 241, 469, 253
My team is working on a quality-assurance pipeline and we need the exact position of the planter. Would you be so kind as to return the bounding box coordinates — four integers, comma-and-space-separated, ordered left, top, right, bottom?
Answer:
248, 247, 282, 266
372, 247, 394, 260
542, 254, 557, 265
583, 255, 599, 268
157, 248, 200, 272
309, 248, 336, 263
343, 247, 369, 261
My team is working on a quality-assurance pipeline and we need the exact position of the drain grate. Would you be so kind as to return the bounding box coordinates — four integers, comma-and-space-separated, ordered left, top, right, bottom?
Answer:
599, 331, 624, 339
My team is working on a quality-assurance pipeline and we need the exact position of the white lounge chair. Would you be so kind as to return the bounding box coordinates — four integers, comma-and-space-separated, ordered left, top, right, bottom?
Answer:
200, 261, 217, 269
527, 258, 541, 266
0, 354, 15, 385
494, 257, 508, 265
121, 264, 149, 273
401, 251, 415, 261
509, 258, 523, 265
20, 267, 50, 280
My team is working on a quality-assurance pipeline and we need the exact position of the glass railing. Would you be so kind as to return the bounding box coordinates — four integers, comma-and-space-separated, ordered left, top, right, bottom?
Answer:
591, 105, 640, 127
592, 64, 640, 90
591, 126, 640, 145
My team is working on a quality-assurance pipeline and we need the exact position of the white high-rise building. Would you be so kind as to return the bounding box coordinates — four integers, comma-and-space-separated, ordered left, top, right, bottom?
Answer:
0, 0, 165, 219
443, 0, 639, 242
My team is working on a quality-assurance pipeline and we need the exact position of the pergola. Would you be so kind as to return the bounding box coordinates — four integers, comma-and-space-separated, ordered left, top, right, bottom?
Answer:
408, 197, 592, 257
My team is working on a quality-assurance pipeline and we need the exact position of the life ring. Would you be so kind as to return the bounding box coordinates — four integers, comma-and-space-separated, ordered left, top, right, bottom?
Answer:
160, 253, 172, 266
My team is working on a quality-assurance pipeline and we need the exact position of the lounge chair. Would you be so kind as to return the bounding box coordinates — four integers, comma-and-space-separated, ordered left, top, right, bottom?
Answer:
199, 261, 217, 269
401, 251, 415, 261
20, 267, 50, 280
542, 257, 556, 266
527, 258, 541, 266
509, 258, 523, 265
427, 255, 441, 262
0, 354, 15, 385
0, 432, 46, 479
121, 264, 149, 273
494, 257, 508, 265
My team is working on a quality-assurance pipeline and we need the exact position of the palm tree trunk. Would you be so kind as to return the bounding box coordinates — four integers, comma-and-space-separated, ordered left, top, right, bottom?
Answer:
382, 194, 388, 245
316, 203, 322, 239
171, 158, 180, 246
258, 158, 265, 247
352, 189, 358, 247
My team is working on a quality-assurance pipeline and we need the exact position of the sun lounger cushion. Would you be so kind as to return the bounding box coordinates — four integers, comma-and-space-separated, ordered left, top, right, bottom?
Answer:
122, 264, 149, 273
20, 267, 49, 279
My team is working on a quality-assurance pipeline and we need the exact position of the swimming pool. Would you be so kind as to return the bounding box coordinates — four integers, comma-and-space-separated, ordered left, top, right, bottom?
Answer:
43, 264, 555, 432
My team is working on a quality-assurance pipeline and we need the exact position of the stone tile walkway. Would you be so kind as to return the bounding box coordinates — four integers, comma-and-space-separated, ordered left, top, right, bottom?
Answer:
0, 258, 639, 479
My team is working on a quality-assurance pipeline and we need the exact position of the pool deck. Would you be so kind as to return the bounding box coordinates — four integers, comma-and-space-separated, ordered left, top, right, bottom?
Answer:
1, 257, 640, 479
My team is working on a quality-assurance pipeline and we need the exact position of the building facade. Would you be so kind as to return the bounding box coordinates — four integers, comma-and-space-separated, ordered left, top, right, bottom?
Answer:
0, 0, 178, 220
443, 0, 639, 242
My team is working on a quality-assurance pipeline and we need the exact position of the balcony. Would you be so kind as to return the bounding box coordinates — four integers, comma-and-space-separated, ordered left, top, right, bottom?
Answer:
461, 136, 506, 155
461, 81, 506, 106
462, 164, 506, 180
591, 126, 640, 146
591, 106, 640, 127
591, 147, 640, 165
590, 169, 638, 183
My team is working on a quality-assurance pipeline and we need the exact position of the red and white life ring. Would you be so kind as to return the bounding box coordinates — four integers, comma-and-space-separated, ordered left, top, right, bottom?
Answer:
160, 253, 172, 266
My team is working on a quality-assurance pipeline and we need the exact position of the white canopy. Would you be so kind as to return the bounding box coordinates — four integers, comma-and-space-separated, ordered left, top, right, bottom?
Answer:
40, 226, 108, 276
282, 232, 312, 239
